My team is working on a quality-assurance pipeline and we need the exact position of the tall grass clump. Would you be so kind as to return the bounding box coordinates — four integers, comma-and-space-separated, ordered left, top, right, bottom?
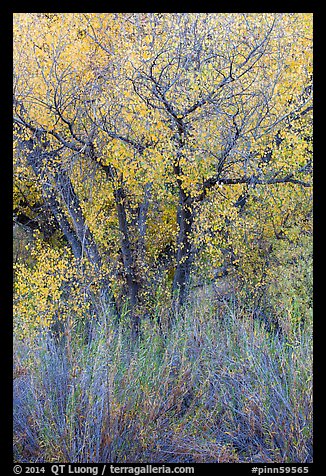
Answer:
13, 290, 312, 463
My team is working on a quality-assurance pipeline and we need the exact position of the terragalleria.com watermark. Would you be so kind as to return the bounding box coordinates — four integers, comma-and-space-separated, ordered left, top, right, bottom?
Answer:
48, 465, 195, 475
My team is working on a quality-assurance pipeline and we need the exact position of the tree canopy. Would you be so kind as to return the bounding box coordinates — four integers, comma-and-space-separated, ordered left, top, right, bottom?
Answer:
13, 13, 313, 337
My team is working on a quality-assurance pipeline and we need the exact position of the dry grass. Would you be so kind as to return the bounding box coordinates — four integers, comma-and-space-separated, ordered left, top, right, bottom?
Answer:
13, 288, 312, 463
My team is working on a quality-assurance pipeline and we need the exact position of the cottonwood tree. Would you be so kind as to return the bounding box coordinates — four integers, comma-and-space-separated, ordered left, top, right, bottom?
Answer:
13, 13, 312, 334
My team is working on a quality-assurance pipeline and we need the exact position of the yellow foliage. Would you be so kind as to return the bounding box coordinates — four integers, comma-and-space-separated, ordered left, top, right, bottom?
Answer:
13, 238, 96, 339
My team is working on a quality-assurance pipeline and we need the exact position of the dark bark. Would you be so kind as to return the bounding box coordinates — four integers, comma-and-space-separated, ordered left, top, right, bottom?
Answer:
53, 165, 104, 267
169, 115, 196, 314
25, 151, 83, 260
89, 157, 144, 337
172, 188, 194, 312
113, 186, 140, 336
25, 145, 119, 319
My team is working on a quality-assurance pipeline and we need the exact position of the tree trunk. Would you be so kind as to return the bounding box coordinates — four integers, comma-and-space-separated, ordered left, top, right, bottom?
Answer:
172, 188, 194, 313
113, 186, 140, 337
26, 145, 119, 319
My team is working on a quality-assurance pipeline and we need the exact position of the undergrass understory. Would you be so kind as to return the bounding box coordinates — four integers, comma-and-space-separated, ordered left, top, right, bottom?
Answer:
13, 292, 312, 463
